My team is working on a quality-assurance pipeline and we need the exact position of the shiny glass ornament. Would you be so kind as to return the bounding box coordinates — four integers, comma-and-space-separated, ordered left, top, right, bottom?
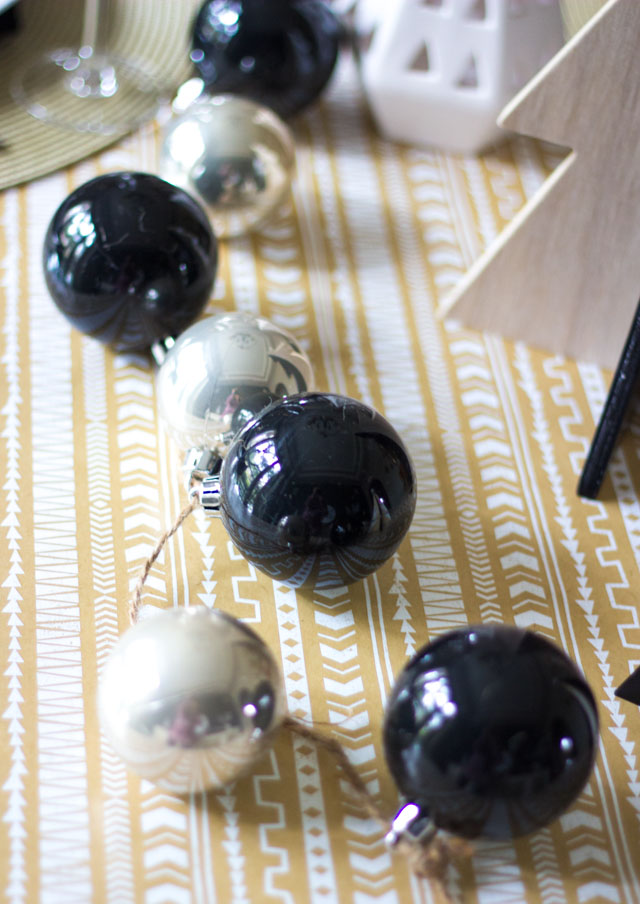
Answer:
191, 0, 341, 119
43, 172, 218, 352
207, 392, 416, 588
98, 606, 285, 793
383, 625, 599, 840
156, 311, 313, 454
159, 94, 295, 239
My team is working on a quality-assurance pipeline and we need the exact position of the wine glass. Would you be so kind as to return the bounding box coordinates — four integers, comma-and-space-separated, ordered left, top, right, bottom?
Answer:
10, 0, 163, 135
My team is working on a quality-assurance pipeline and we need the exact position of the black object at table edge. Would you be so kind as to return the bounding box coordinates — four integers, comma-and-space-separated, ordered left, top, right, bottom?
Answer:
616, 669, 640, 706
577, 296, 640, 499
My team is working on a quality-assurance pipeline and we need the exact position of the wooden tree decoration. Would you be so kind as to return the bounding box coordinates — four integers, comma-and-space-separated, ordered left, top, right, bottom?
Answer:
439, 0, 640, 370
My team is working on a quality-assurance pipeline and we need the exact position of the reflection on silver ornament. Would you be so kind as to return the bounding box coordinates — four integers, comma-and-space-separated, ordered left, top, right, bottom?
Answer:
159, 94, 295, 239
98, 607, 285, 794
156, 311, 314, 455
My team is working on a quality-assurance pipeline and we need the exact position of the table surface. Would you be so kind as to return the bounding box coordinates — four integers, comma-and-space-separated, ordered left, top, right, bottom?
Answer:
1, 18, 640, 904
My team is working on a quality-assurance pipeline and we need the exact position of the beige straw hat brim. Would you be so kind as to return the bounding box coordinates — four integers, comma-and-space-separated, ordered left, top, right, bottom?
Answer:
0, 0, 199, 191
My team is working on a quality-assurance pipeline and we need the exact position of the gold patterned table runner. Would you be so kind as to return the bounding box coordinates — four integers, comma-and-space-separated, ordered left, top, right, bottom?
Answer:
1, 4, 639, 903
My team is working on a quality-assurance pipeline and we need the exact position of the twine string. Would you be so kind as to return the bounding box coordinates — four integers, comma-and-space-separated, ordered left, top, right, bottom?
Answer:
283, 715, 470, 898
128, 497, 469, 895
282, 715, 389, 832
128, 496, 200, 626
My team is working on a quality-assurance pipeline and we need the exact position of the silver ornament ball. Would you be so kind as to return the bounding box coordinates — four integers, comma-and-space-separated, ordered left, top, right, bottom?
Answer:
159, 93, 295, 239
156, 311, 314, 454
98, 606, 285, 794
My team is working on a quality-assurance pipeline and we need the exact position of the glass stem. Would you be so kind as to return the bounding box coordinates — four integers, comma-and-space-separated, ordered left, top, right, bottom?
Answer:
80, 0, 107, 57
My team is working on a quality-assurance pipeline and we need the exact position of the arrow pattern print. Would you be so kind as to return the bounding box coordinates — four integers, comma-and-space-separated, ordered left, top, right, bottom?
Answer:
1, 8, 639, 904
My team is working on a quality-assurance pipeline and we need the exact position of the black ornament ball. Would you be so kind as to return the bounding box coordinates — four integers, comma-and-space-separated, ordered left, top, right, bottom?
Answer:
191, 0, 340, 119
219, 392, 417, 588
383, 625, 599, 840
43, 172, 218, 352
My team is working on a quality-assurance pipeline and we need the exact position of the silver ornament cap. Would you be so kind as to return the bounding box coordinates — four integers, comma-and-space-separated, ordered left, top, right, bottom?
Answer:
155, 311, 314, 455
98, 607, 285, 794
159, 93, 295, 239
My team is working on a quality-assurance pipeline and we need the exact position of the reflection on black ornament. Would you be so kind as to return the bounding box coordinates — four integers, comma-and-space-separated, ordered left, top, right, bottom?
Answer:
43, 172, 218, 352
219, 392, 416, 588
191, 0, 340, 119
384, 625, 599, 840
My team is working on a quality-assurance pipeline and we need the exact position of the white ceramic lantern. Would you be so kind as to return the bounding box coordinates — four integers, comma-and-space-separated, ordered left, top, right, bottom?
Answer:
356, 0, 564, 154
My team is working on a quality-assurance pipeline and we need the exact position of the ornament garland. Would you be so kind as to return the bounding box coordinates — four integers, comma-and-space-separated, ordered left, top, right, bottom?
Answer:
42, 168, 601, 896
101, 528, 472, 893
98, 504, 599, 893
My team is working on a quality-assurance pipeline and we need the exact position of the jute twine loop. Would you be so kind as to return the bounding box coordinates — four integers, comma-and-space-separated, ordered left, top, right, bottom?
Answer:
283, 715, 470, 898
129, 497, 470, 898
128, 497, 200, 626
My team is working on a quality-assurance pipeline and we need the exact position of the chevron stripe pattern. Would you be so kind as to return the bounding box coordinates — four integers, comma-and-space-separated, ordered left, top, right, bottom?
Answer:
27, 175, 92, 903
504, 344, 630, 893
1, 188, 27, 904
83, 335, 136, 903
111, 353, 195, 902
272, 581, 338, 902
2, 2, 640, 901
310, 581, 397, 902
